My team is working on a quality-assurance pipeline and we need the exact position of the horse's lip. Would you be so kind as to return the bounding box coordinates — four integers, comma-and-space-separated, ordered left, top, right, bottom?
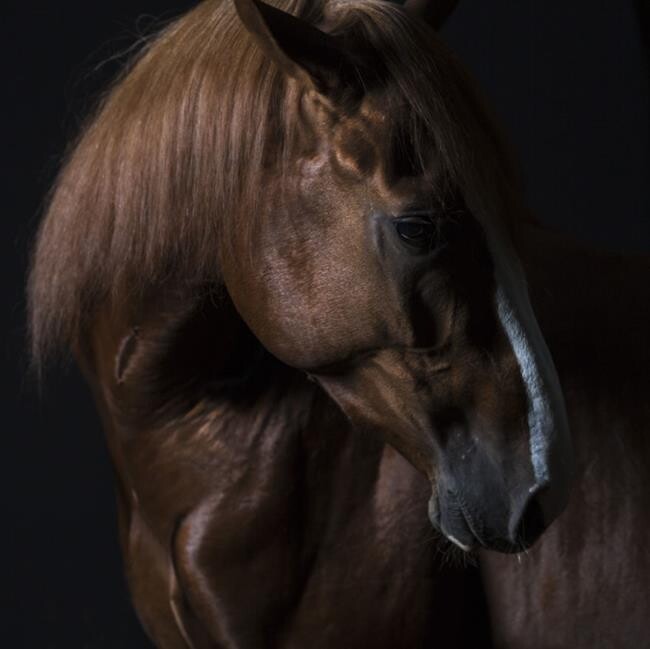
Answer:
431, 492, 539, 555
428, 491, 479, 552
453, 491, 489, 548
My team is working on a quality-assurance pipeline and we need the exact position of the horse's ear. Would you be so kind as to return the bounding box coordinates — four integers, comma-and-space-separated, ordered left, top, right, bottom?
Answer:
403, 0, 459, 29
233, 0, 358, 99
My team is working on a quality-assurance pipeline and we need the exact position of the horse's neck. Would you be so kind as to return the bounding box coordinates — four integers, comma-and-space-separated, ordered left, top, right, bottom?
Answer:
83, 287, 387, 538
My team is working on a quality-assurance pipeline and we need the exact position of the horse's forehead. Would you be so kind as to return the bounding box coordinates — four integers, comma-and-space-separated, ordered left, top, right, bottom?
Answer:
328, 101, 387, 175
332, 123, 379, 177
325, 100, 440, 201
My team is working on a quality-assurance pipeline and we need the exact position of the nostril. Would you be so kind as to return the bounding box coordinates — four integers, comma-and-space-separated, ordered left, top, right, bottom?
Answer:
511, 495, 546, 548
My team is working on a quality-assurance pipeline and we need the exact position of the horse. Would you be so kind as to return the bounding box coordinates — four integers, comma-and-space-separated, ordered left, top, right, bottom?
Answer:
27, 0, 648, 647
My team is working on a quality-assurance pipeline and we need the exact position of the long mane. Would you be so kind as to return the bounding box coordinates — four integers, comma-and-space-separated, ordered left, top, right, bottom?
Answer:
28, 0, 516, 367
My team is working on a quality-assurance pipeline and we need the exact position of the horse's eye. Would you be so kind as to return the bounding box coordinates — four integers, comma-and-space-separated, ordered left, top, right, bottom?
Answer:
394, 216, 436, 251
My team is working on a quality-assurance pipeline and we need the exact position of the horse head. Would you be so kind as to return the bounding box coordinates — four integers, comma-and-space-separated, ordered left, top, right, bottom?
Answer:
220, 0, 573, 554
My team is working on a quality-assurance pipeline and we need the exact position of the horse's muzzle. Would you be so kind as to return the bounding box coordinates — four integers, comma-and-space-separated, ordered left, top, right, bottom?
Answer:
428, 481, 551, 553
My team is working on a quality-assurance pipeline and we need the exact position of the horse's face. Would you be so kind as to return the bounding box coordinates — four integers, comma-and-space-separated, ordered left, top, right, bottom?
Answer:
226, 0, 572, 553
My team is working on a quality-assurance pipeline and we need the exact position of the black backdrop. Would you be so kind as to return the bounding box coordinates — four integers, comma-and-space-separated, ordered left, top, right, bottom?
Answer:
2, 1, 648, 647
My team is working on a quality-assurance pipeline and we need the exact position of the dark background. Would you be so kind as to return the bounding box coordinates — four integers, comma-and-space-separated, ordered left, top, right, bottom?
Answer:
3, 1, 648, 647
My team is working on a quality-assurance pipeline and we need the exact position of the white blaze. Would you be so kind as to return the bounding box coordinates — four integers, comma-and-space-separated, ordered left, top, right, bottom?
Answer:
485, 229, 572, 497
496, 284, 553, 483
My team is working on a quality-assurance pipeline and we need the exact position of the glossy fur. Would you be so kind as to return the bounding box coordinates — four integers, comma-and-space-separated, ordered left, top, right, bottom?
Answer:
28, 1, 648, 647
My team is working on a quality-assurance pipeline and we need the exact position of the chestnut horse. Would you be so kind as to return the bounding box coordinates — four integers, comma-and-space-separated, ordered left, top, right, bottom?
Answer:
28, 0, 648, 647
